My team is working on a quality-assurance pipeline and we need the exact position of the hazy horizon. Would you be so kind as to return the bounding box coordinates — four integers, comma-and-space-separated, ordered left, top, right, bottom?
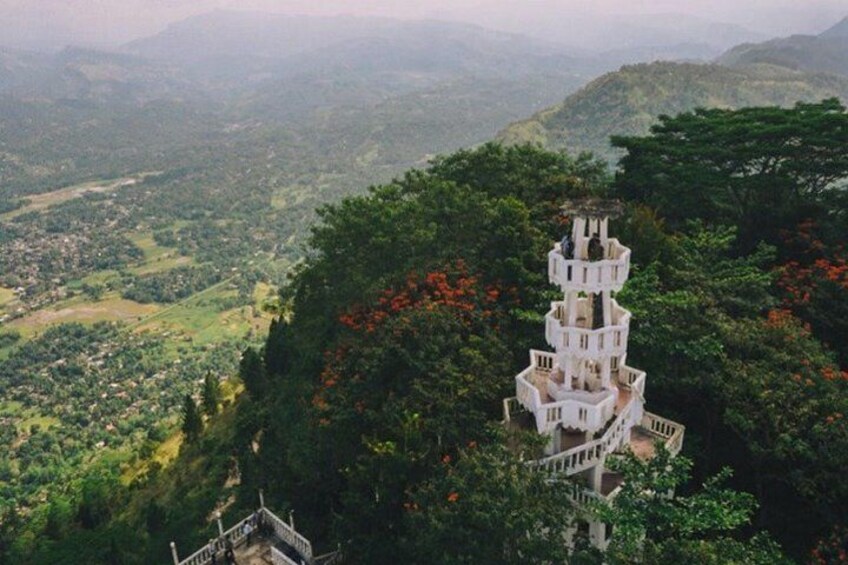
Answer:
1, 0, 845, 53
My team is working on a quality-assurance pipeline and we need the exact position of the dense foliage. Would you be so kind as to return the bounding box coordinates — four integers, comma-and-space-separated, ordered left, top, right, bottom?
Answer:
204, 143, 790, 563
122, 265, 223, 304
612, 99, 848, 250
5, 98, 848, 563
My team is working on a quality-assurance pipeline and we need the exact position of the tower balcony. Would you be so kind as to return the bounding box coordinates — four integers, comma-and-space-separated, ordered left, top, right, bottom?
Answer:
533, 409, 685, 478
513, 350, 618, 435
544, 299, 631, 358
548, 238, 631, 293
504, 359, 683, 479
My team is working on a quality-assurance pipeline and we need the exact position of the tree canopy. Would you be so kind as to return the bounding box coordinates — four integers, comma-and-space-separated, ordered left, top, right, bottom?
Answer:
613, 98, 848, 251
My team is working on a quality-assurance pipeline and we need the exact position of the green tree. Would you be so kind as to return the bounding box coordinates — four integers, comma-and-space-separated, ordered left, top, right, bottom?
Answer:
45, 497, 74, 540
180, 395, 202, 444
239, 348, 267, 398
264, 318, 289, 378
77, 468, 122, 530
402, 438, 576, 564
201, 372, 221, 416
619, 223, 848, 555
613, 99, 848, 250
597, 449, 788, 564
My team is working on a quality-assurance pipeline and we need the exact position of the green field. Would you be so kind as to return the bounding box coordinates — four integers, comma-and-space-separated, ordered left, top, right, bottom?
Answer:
2, 401, 62, 435
8, 293, 160, 338
131, 279, 272, 345
0, 400, 24, 416
126, 232, 194, 275
0, 287, 17, 313
1, 177, 142, 220
17, 415, 61, 434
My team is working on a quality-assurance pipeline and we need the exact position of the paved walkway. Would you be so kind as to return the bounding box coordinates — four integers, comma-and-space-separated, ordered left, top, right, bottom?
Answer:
228, 533, 274, 565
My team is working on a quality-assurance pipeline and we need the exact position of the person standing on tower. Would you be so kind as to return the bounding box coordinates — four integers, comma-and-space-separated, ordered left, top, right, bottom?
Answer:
561, 233, 575, 259
588, 232, 603, 261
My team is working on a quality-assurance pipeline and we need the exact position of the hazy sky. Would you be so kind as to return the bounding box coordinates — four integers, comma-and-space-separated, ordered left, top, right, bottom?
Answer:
1, 0, 846, 50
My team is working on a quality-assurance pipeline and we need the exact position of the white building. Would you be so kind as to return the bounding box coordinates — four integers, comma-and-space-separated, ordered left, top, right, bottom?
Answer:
503, 198, 685, 549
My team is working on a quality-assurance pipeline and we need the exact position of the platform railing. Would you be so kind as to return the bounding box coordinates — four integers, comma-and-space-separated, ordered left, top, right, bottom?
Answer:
174, 506, 312, 565
548, 239, 631, 293
641, 412, 685, 456
264, 507, 313, 561
534, 401, 633, 476
272, 546, 303, 565
618, 365, 646, 401
544, 302, 631, 357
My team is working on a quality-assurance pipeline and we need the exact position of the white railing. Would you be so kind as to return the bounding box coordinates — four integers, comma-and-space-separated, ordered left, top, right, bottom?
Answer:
177, 516, 250, 565
272, 546, 304, 565
546, 380, 613, 406
544, 301, 631, 358
543, 389, 616, 434
535, 401, 633, 476
177, 507, 312, 565
531, 349, 556, 373
516, 367, 543, 416
641, 412, 685, 456
178, 543, 216, 565
503, 396, 524, 423
563, 481, 605, 507
548, 239, 631, 293
516, 366, 617, 434
264, 508, 313, 561
618, 365, 645, 401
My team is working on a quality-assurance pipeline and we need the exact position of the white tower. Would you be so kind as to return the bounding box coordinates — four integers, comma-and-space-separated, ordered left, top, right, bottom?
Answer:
504, 199, 684, 549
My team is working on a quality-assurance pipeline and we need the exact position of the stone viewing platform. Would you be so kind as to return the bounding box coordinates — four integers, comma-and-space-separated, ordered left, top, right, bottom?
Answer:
170, 493, 340, 565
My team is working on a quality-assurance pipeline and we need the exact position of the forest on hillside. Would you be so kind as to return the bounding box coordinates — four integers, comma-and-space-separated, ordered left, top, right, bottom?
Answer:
4, 99, 847, 564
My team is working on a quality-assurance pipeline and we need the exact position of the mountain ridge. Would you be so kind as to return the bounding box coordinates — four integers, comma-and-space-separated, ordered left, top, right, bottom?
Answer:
717, 13, 848, 77
497, 61, 848, 163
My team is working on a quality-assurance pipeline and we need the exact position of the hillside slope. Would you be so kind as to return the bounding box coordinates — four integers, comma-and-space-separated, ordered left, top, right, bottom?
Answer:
718, 15, 848, 77
497, 62, 848, 163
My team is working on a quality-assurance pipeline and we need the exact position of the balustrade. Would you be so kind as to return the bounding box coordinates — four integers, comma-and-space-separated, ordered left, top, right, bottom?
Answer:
517, 364, 617, 434
548, 239, 631, 293
176, 507, 312, 565
641, 412, 685, 456
272, 546, 303, 565
536, 401, 633, 476
617, 365, 645, 399
545, 300, 631, 357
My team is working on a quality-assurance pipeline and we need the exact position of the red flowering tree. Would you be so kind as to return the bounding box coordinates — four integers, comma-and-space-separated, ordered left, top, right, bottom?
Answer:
308, 263, 519, 562
777, 222, 848, 365
811, 526, 848, 564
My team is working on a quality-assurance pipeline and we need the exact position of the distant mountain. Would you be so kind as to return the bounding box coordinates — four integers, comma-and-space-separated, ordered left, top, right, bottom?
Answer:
0, 48, 52, 91
0, 46, 201, 104
124, 11, 598, 88
498, 62, 848, 164
718, 15, 848, 77
819, 16, 848, 39
598, 43, 720, 66
444, 8, 763, 56
0, 12, 598, 196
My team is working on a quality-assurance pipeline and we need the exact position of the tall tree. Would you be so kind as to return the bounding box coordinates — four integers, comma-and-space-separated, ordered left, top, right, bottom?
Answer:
201, 372, 221, 416
181, 395, 202, 444
264, 318, 289, 378
613, 99, 848, 250
239, 348, 267, 398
